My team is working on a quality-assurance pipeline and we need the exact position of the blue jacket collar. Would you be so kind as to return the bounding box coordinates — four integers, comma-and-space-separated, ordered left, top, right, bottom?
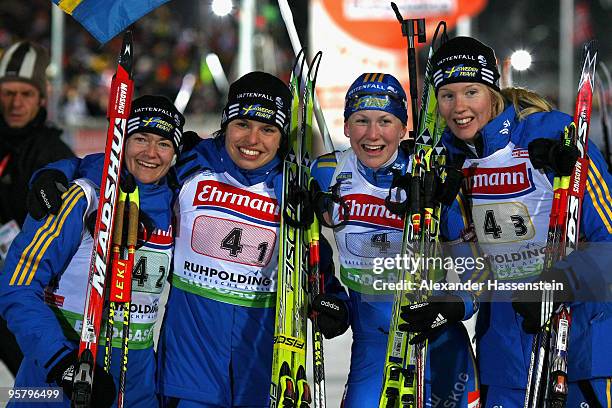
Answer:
215, 136, 282, 187
443, 104, 517, 159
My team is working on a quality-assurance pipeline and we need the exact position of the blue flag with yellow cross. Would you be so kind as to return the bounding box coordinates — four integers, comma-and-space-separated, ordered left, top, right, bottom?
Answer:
52, 0, 170, 44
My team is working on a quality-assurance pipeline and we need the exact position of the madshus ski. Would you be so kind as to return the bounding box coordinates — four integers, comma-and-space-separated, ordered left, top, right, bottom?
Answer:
270, 50, 325, 408
524, 40, 598, 408
72, 31, 134, 408
379, 5, 449, 407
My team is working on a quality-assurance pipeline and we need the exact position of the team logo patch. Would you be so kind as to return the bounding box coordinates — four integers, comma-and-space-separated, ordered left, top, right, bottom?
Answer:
463, 163, 535, 198
337, 172, 352, 182
142, 116, 174, 132
444, 64, 479, 79
240, 104, 274, 120
193, 180, 280, 223
341, 193, 404, 229
351, 95, 390, 110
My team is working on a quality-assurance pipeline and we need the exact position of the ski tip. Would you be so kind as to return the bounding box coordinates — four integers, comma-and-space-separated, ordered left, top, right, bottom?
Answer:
433, 21, 449, 49
390, 2, 403, 24
118, 30, 134, 75
578, 39, 598, 89
584, 39, 598, 54
581, 39, 598, 68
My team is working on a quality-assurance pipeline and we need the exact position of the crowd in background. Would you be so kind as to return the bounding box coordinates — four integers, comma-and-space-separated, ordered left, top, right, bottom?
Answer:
0, 0, 296, 123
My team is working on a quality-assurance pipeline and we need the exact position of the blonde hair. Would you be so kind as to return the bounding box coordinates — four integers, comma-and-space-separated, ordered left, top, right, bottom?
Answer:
491, 87, 552, 120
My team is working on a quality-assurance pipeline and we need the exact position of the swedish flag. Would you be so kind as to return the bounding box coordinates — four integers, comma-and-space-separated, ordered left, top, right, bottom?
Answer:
52, 0, 170, 44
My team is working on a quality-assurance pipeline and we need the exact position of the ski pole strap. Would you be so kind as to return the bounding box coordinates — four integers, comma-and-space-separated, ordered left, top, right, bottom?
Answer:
312, 181, 349, 229
385, 171, 411, 216
283, 182, 314, 229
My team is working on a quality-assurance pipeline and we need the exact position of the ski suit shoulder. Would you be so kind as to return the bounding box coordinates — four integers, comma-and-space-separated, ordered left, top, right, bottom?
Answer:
0, 182, 90, 377
311, 151, 340, 194
310, 151, 350, 301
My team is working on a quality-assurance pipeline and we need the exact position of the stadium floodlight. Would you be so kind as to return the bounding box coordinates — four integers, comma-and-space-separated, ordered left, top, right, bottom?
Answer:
211, 0, 233, 16
510, 49, 532, 71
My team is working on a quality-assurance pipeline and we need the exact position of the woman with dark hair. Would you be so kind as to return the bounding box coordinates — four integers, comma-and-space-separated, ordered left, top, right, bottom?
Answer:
156, 71, 339, 407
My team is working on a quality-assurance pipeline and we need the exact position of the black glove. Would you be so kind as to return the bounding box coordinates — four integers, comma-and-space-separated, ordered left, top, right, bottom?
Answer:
512, 266, 574, 334
434, 166, 464, 205
311, 294, 349, 339
528, 131, 579, 176
385, 164, 464, 216
27, 170, 69, 220
180, 130, 202, 153
47, 350, 116, 408
399, 295, 465, 344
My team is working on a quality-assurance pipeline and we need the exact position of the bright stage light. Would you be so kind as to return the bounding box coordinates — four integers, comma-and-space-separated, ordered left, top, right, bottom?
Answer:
511, 50, 532, 71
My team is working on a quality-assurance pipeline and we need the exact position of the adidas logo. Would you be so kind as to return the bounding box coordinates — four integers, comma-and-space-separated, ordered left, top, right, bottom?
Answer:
410, 302, 428, 310
321, 300, 340, 311
431, 313, 447, 328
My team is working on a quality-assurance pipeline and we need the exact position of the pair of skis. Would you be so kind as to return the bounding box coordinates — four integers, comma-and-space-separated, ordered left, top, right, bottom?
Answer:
524, 41, 598, 408
379, 6, 449, 407
72, 31, 136, 408
270, 50, 326, 408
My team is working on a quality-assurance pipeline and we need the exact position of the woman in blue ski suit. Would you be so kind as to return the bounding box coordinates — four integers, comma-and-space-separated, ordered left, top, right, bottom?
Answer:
154, 71, 338, 408
0, 95, 185, 408
310, 72, 480, 408
415, 35, 612, 407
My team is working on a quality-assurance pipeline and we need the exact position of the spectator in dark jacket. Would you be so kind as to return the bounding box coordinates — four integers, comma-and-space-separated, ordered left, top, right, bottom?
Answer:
0, 40, 74, 377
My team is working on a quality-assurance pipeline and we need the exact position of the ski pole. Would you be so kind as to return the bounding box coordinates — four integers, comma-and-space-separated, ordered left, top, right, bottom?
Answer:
107, 178, 139, 408
390, 2, 425, 140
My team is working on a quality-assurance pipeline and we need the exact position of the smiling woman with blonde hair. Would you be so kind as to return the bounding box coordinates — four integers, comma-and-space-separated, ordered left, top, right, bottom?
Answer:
406, 35, 612, 407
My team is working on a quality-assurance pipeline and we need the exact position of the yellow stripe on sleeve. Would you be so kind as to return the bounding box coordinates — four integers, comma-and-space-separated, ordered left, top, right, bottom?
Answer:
587, 169, 612, 234
10, 186, 83, 285
9, 214, 54, 286
606, 377, 611, 408
25, 189, 86, 285
57, 0, 82, 14
10, 186, 80, 284
456, 194, 469, 231
588, 161, 612, 218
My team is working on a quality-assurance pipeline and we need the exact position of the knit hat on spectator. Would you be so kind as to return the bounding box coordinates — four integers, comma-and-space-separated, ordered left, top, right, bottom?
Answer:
127, 95, 185, 154
220, 71, 292, 137
0, 41, 50, 98
431, 36, 500, 94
